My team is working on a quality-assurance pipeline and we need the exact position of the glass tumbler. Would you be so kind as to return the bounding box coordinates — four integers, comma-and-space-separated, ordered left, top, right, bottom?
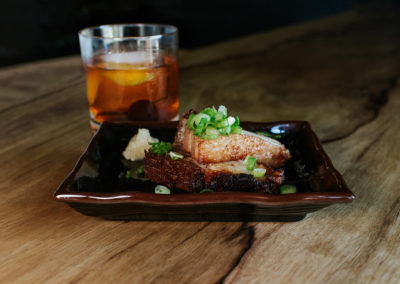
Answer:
79, 24, 179, 129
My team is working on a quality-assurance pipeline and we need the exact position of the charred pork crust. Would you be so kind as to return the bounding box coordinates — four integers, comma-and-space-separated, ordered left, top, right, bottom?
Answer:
143, 151, 204, 192
143, 151, 282, 193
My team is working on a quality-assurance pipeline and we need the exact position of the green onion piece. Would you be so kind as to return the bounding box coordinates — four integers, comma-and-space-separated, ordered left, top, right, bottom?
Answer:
231, 125, 242, 134
194, 117, 208, 136
253, 168, 266, 178
149, 141, 172, 155
218, 105, 227, 116
201, 134, 219, 139
125, 170, 132, 179
217, 126, 231, 136
169, 151, 184, 160
194, 113, 210, 126
201, 107, 217, 117
233, 116, 240, 126
227, 116, 236, 125
243, 155, 256, 171
205, 126, 219, 136
187, 113, 196, 129
280, 185, 297, 194
155, 185, 171, 194
214, 112, 224, 121
199, 189, 214, 193
256, 131, 282, 139
136, 166, 144, 177
217, 126, 227, 135
215, 119, 229, 128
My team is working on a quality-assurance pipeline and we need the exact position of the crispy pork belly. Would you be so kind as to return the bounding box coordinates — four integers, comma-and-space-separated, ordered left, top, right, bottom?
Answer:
174, 115, 291, 168
143, 151, 283, 193
144, 110, 290, 193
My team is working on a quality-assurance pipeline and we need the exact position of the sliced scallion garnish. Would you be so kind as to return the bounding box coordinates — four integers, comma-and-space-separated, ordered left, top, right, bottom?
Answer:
194, 113, 210, 126
155, 185, 171, 194
243, 155, 257, 171
201, 107, 217, 117
199, 189, 215, 193
214, 112, 224, 121
149, 141, 172, 155
187, 105, 242, 139
136, 166, 144, 177
233, 116, 240, 126
169, 151, 184, 160
252, 168, 266, 178
215, 119, 229, 128
217, 126, 231, 136
231, 125, 242, 134
194, 117, 208, 136
188, 113, 196, 129
256, 131, 282, 139
280, 185, 297, 194
205, 126, 219, 136
218, 105, 227, 116
227, 116, 236, 126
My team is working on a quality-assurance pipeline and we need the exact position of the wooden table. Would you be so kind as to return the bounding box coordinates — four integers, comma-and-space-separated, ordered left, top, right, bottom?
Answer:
1, 11, 399, 283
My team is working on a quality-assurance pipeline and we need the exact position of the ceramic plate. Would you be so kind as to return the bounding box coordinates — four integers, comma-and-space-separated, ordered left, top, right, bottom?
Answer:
54, 121, 354, 221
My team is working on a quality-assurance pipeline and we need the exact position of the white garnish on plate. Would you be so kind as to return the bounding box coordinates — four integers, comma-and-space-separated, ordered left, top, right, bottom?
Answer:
122, 128, 159, 161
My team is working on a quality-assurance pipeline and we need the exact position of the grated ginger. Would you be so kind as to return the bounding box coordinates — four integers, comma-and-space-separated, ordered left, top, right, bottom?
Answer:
122, 128, 159, 161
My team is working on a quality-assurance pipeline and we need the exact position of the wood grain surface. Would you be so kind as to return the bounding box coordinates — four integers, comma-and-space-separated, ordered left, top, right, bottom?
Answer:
1, 10, 399, 283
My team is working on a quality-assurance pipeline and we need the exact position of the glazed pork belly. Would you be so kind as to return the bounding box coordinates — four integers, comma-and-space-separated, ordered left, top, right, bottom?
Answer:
174, 115, 291, 168
143, 110, 291, 193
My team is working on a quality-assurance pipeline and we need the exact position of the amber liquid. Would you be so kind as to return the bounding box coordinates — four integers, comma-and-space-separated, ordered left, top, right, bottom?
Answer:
85, 52, 179, 128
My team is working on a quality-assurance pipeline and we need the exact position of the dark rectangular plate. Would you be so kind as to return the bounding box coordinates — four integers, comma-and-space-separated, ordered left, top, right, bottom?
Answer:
54, 121, 354, 221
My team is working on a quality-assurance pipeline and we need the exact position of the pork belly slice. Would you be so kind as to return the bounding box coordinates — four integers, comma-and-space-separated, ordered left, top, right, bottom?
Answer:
174, 116, 291, 168
143, 151, 283, 193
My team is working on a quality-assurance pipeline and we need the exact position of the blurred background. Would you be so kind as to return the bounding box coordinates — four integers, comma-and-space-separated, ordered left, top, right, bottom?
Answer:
0, 0, 398, 67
